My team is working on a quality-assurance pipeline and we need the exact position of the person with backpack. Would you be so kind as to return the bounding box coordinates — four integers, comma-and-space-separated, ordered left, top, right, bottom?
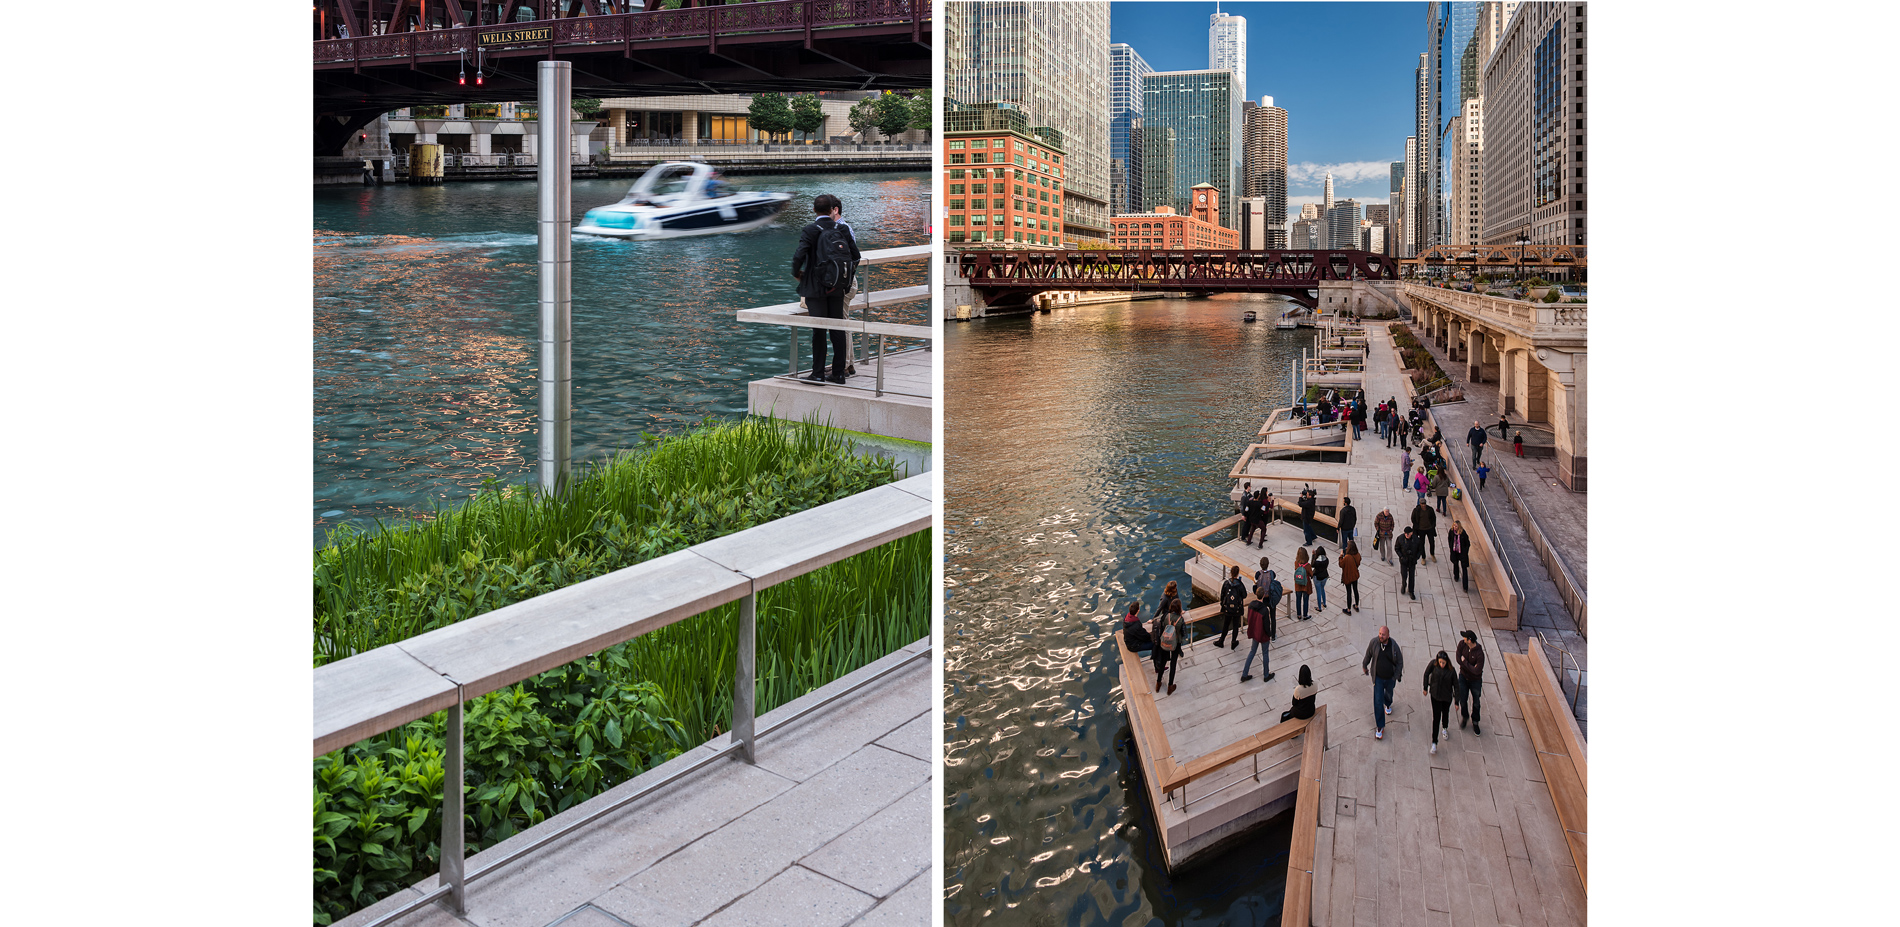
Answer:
1299, 487, 1318, 546
1310, 546, 1331, 613
1446, 520, 1471, 592
1240, 586, 1276, 683
1152, 599, 1188, 695
1280, 664, 1318, 722
789, 193, 861, 385
1216, 565, 1247, 649
1413, 467, 1430, 507
1156, 580, 1181, 622
1337, 497, 1357, 553
1423, 650, 1458, 755
1372, 507, 1396, 564
1338, 540, 1362, 615
1456, 629, 1485, 735
1253, 556, 1271, 598
1362, 626, 1404, 740
1292, 547, 1313, 620
1262, 568, 1284, 625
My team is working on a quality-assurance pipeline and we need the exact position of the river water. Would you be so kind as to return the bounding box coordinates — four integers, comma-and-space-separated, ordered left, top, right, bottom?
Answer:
943, 295, 1319, 927
312, 170, 927, 544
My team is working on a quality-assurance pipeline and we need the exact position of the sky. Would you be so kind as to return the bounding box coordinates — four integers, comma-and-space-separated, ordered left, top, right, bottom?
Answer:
1110, 1, 1427, 216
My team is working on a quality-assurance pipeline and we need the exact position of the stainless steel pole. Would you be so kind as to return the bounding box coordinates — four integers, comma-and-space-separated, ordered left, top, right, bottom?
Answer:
538, 61, 573, 498
440, 691, 467, 914
732, 590, 757, 763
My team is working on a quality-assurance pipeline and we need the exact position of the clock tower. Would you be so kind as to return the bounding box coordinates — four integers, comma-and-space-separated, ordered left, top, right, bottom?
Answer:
1189, 183, 1220, 229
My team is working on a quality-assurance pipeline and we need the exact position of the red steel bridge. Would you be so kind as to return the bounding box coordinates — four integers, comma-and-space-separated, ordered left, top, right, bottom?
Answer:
314, 0, 929, 154
953, 249, 1402, 309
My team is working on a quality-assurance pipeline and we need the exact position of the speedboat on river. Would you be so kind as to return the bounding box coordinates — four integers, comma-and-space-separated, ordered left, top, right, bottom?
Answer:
574, 161, 791, 239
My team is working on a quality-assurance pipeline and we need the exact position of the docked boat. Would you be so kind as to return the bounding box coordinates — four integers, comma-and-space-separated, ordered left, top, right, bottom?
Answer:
574, 161, 791, 239
1274, 312, 1299, 330
1243, 310, 1257, 323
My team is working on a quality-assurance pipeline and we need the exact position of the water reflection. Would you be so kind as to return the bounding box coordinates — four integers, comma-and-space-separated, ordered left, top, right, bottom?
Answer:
944, 296, 1316, 926
313, 171, 927, 544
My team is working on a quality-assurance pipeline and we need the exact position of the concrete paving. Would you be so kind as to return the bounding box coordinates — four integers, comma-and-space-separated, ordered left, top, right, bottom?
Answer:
746, 349, 931, 443
1156, 322, 1584, 926
339, 639, 931, 927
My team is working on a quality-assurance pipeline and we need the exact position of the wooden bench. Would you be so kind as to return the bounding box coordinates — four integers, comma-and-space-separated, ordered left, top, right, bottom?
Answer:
1502, 650, 1587, 891
1281, 705, 1328, 927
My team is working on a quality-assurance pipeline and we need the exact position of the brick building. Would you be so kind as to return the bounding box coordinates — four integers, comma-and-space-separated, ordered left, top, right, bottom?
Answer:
1110, 182, 1238, 249
944, 101, 1069, 247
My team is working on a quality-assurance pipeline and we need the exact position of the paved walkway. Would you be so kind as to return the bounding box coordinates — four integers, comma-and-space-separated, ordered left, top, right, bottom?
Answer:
1252, 324, 1585, 927
1403, 322, 1587, 730
340, 640, 932, 927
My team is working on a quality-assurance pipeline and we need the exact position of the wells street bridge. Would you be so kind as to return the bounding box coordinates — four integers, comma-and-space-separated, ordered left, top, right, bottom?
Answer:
952, 248, 1402, 310
314, 0, 930, 154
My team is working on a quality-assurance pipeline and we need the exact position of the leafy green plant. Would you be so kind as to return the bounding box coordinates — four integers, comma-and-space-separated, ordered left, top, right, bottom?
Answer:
790, 94, 826, 139
411, 104, 448, 119
1542, 287, 1561, 303
874, 92, 915, 140
848, 97, 878, 138
747, 92, 794, 141
572, 97, 602, 118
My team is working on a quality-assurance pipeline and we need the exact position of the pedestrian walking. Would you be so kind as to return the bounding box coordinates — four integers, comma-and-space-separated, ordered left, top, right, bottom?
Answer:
1396, 527, 1423, 599
1413, 467, 1430, 506
1456, 629, 1485, 734
1446, 521, 1471, 592
1373, 508, 1396, 564
1513, 432, 1525, 457
1281, 664, 1318, 722
1239, 490, 1261, 546
1411, 499, 1438, 561
1311, 546, 1331, 612
1400, 449, 1413, 490
1362, 626, 1404, 739
1216, 565, 1247, 649
1293, 547, 1312, 620
790, 193, 862, 384
1337, 497, 1357, 552
1432, 468, 1450, 514
1240, 586, 1277, 682
1299, 487, 1318, 546
1151, 600, 1187, 695
1156, 580, 1182, 628
1495, 415, 1510, 439
1339, 540, 1362, 615
1467, 420, 1488, 467
1423, 650, 1457, 754
1254, 556, 1272, 598
1351, 403, 1366, 440
1262, 568, 1284, 625
1476, 460, 1490, 490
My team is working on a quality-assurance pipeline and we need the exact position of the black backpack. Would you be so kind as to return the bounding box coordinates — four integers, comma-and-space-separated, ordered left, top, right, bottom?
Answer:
814, 219, 856, 296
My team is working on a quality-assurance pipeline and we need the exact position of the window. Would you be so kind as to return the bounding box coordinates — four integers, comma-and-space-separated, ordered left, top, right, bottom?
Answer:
950, 154, 966, 164
972, 184, 987, 194
1014, 199, 1024, 211
1014, 231, 1024, 242
950, 169, 965, 179
949, 231, 966, 243
992, 198, 1006, 209
1014, 184, 1024, 196
1013, 215, 1024, 227
1014, 139, 1025, 151
992, 215, 1004, 226
1013, 155, 1025, 166
949, 214, 964, 226
949, 184, 964, 195
948, 140, 965, 149
969, 214, 985, 226
971, 153, 987, 163
949, 200, 965, 210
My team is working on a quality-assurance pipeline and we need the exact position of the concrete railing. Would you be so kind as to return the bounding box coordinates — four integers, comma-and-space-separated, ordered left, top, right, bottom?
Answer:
313, 473, 932, 924
736, 245, 931, 398
1401, 283, 1588, 338
1496, 463, 1588, 638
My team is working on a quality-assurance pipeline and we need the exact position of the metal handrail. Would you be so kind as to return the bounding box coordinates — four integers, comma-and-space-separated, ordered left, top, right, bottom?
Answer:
314, 473, 932, 922
738, 245, 931, 399
1535, 629, 1585, 714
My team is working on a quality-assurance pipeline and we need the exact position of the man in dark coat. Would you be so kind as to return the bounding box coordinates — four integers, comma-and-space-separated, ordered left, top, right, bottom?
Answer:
1362, 626, 1404, 739
1395, 527, 1424, 600
1411, 500, 1438, 562
1299, 488, 1318, 546
1456, 629, 1485, 735
1240, 587, 1276, 682
1466, 420, 1489, 467
1337, 497, 1358, 552
789, 193, 861, 384
1446, 520, 1471, 591
1216, 565, 1247, 649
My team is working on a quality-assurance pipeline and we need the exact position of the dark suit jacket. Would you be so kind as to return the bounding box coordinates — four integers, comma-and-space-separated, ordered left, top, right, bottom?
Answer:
791, 216, 861, 300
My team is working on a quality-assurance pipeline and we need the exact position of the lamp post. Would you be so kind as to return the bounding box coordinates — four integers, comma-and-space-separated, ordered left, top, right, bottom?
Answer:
1516, 234, 1530, 293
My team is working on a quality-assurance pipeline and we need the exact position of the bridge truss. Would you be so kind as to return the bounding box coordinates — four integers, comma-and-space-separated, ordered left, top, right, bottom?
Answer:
1400, 243, 1588, 274
955, 248, 1400, 308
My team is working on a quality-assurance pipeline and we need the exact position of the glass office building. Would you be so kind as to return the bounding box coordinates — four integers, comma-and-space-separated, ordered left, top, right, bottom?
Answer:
1109, 43, 1153, 216
1138, 69, 1244, 230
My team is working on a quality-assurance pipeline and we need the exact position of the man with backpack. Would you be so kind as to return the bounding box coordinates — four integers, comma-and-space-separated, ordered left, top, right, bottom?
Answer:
1216, 565, 1248, 649
1362, 626, 1404, 740
789, 193, 861, 385
1240, 586, 1277, 683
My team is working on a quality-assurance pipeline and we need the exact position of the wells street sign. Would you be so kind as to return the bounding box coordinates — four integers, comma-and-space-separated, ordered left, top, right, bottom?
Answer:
479, 27, 553, 45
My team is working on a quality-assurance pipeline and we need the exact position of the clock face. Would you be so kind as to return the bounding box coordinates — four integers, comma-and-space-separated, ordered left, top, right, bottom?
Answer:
1198, 194, 1206, 203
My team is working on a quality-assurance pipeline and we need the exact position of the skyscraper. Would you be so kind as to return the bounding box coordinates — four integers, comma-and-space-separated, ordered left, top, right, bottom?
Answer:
1140, 125, 1176, 221
1209, 8, 1246, 92
1481, 2, 1585, 246
947, 1, 1113, 243
1390, 159, 1406, 256
1328, 199, 1360, 250
1425, 2, 1483, 250
1140, 69, 1245, 229
1109, 43, 1154, 216
1243, 95, 1288, 248
1323, 172, 1335, 216
1413, 52, 1432, 250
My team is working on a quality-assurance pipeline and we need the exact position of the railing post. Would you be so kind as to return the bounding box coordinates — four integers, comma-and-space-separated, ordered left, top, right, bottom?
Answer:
538, 60, 574, 498
440, 689, 467, 914
875, 333, 886, 397
732, 588, 757, 763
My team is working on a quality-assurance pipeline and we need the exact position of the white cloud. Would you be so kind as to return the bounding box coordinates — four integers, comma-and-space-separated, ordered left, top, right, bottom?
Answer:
1286, 160, 1395, 187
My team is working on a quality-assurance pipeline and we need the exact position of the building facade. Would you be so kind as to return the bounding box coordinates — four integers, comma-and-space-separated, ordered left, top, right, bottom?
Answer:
1112, 184, 1239, 250
1209, 10, 1247, 92
1327, 199, 1360, 250
1109, 43, 1154, 216
944, 102, 1068, 247
1238, 195, 1269, 250
1243, 96, 1289, 247
1390, 159, 1407, 256
1290, 217, 1321, 249
1479, 1, 1584, 246
1139, 69, 1245, 229
947, 0, 1112, 243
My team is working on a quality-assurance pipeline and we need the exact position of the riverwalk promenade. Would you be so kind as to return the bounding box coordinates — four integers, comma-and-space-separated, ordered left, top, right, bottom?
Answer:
338, 640, 931, 927
1119, 320, 1584, 926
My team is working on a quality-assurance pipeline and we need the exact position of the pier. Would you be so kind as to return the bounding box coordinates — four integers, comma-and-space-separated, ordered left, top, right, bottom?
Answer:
1116, 318, 1585, 925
